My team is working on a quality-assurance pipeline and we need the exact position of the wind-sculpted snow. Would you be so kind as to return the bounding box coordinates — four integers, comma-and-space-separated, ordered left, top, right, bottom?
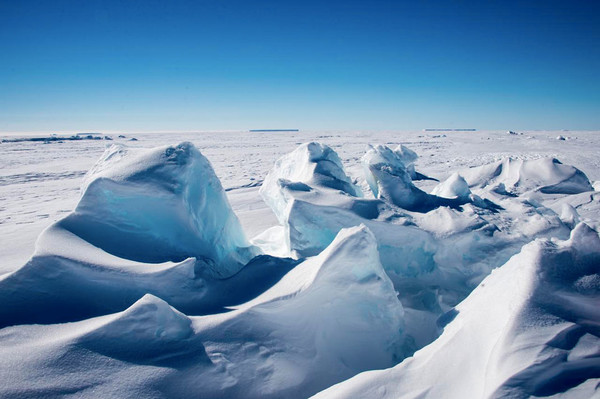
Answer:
0, 142, 276, 327
1, 137, 598, 398
461, 157, 593, 195
313, 223, 600, 399
0, 226, 406, 398
0, 234, 297, 326
431, 172, 471, 201
362, 144, 470, 212
0, 295, 212, 397
259, 142, 361, 223
78, 294, 206, 365
259, 142, 570, 292
258, 142, 576, 353
71, 142, 257, 271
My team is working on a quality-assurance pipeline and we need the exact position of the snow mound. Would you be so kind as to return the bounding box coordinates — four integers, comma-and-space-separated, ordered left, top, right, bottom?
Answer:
415, 204, 487, 237
394, 144, 419, 179
0, 226, 406, 399
89, 294, 193, 341
313, 223, 600, 399
245, 224, 404, 314
560, 203, 581, 228
78, 294, 207, 365
461, 157, 593, 195
260, 142, 361, 223
64, 142, 257, 272
0, 230, 296, 327
0, 295, 210, 397
431, 172, 471, 201
362, 144, 468, 212
192, 225, 406, 398
0, 142, 282, 327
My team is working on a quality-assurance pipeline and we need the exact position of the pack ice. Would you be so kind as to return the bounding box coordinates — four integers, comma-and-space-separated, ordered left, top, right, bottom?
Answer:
313, 224, 600, 399
0, 140, 598, 398
0, 142, 264, 325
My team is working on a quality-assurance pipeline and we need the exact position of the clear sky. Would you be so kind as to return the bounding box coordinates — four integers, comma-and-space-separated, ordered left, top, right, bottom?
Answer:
1, 0, 599, 132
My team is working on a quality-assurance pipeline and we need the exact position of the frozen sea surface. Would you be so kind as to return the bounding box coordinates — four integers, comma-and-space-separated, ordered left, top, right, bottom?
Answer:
0, 130, 598, 398
2, 130, 598, 274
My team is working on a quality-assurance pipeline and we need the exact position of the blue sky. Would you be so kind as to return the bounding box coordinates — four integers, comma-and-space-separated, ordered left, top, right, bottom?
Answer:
1, 0, 599, 132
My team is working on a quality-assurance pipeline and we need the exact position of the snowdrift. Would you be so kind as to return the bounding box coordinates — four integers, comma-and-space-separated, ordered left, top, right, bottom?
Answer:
1, 139, 598, 399
362, 144, 469, 211
71, 142, 256, 270
0, 226, 406, 399
461, 157, 593, 195
313, 223, 600, 399
431, 172, 471, 201
0, 142, 267, 327
258, 143, 572, 323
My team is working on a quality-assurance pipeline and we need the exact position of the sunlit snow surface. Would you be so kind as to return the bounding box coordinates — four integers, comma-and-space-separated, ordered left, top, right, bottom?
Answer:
0, 130, 599, 398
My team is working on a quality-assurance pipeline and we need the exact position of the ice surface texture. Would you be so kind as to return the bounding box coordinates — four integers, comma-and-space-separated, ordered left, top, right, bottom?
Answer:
313, 223, 600, 399
0, 142, 267, 326
72, 142, 257, 270
0, 226, 406, 398
0, 140, 598, 399
362, 144, 470, 211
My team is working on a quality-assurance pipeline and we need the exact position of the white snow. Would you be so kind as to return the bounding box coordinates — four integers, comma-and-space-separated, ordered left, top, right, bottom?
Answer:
460, 157, 593, 195
0, 129, 598, 398
430, 172, 471, 200
0, 226, 406, 398
362, 144, 470, 211
259, 141, 361, 224
73, 142, 257, 274
313, 223, 600, 399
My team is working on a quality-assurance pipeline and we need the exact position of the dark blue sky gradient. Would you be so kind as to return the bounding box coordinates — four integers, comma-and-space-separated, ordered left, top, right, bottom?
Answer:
1, 0, 599, 132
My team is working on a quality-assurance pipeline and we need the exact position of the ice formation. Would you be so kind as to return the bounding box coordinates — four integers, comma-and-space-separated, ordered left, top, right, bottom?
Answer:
362, 144, 469, 211
393, 144, 418, 179
0, 142, 264, 327
0, 226, 406, 398
257, 142, 578, 356
313, 224, 600, 399
1, 138, 598, 399
72, 142, 256, 270
431, 172, 471, 201
259, 141, 361, 223
259, 143, 570, 290
460, 157, 593, 195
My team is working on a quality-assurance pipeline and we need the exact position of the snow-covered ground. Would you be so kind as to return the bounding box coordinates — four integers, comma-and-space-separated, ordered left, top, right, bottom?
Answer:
0, 130, 598, 398
2, 130, 598, 274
